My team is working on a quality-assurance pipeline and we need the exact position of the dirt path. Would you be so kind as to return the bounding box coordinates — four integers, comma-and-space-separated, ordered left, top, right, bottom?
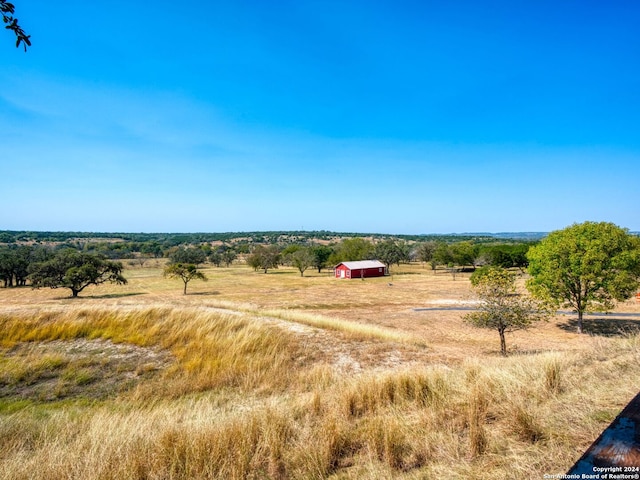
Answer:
199, 305, 432, 374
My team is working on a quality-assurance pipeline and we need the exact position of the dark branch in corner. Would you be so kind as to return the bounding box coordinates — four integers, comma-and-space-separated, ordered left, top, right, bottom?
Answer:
1, 1, 30, 51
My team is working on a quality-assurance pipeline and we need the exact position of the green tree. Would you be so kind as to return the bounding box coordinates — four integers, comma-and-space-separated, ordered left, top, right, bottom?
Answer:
209, 252, 223, 267
310, 245, 333, 273
465, 266, 548, 356
482, 243, 531, 272
1, 1, 30, 50
9, 245, 31, 286
246, 245, 281, 273
28, 249, 127, 297
0, 245, 49, 287
432, 242, 453, 270
451, 241, 478, 270
291, 248, 313, 277
508, 244, 530, 273
222, 250, 237, 267
527, 222, 640, 334
374, 240, 405, 268
280, 244, 302, 261
330, 238, 374, 264
416, 241, 436, 268
140, 241, 163, 258
0, 247, 16, 287
168, 247, 207, 265
163, 263, 207, 295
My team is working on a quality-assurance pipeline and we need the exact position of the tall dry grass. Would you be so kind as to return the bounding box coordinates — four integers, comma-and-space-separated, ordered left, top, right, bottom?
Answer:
0, 307, 301, 397
259, 307, 423, 345
1, 306, 640, 479
193, 300, 424, 345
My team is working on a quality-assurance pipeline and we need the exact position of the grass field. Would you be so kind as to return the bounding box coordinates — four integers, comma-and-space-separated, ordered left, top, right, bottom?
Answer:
1, 262, 639, 479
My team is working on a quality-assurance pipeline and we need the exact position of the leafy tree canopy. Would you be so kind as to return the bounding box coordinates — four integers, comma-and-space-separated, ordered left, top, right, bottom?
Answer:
480, 243, 531, 271
450, 241, 478, 269
163, 263, 207, 295
309, 245, 333, 273
466, 266, 548, 356
168, 246, 207, 265
374, 240, 408, 268
416, 241, 436, 264
329, 238, 374, 265
290, 248, 314, 277
527, 221, 640, 334
28, 249, 127, 297
246, 245, 281, 273
432, 242, 453, 267
0, 245, 51, 287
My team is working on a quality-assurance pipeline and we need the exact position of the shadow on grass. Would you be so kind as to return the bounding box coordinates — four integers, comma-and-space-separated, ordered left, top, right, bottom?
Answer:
558, 317, 640, 337
57, 292, 146, 300
186, 291, 220, 296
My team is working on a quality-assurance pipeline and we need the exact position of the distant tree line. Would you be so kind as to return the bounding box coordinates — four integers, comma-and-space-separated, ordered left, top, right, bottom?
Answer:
1, 229, 540, 281
414, 241, 530, 272
241, 237, 535, 276
0, 229, 537, 246
0, 245, 49, 287
0, 233, 538, 289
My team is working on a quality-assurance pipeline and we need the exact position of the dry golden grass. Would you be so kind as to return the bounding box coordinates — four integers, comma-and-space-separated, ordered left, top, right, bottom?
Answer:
0, 262, 639, 479
0, 307, 303, 399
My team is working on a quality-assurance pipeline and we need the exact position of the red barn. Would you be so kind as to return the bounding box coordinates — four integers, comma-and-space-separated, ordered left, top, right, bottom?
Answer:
334, 260, 388, 279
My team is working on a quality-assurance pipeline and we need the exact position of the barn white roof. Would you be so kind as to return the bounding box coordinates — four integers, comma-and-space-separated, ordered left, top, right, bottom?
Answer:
336, 260, 386, 269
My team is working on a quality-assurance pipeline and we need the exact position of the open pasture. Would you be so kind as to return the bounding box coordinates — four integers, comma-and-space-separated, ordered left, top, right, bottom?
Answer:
0, 262, 639, 479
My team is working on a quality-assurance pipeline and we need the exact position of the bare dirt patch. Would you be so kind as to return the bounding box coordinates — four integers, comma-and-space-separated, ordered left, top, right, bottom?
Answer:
194, 305, 431, 374
254, 313, 430, 374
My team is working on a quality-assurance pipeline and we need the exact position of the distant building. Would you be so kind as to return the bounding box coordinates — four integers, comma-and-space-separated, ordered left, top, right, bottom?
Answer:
334, 260, 388, 279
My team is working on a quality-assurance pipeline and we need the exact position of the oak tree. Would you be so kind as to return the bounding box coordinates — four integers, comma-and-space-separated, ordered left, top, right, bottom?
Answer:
28, 249, 127, 297
416, 241, 437, 268
163, 263, 207, 295
246, 245, 281, 273
310, 245, 333, 273
168, 247, 207, 266
374, 240, 405, 269
291, 248, 313, 277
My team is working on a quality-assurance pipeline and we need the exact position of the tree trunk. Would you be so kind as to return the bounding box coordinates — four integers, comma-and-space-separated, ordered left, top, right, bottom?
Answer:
183, 281, 188, 295
71, 289, 79, 297
499, 328, 507, 356
577, 311, 583, 334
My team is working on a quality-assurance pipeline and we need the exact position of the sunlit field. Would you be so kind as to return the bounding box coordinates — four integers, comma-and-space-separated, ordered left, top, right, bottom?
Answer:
1, 262, 639, 479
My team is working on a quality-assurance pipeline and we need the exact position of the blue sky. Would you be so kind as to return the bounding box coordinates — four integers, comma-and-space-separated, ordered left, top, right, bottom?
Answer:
1, 1, 639, 234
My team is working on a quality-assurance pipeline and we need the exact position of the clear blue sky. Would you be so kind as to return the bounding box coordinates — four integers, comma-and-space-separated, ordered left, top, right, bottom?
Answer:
1, 1, 639, 234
